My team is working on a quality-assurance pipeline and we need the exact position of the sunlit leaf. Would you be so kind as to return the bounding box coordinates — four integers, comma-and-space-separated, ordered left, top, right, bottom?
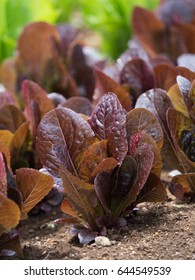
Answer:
0, 194, 20, 235
167, 84, 189, 118
126, 108, 164, 150
78, 140, 108, 182
61, 199, 82, 222
91, 157, 118, 180
88, 92, 128, 164
10, 121, 29, 159
0, 130, 14, 149
36, 107, 96, 176
15, 168, 54, 218
170, 173, 195, 197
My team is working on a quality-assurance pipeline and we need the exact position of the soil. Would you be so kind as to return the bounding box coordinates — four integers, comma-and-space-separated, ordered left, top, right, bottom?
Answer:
2, 199, 195, 260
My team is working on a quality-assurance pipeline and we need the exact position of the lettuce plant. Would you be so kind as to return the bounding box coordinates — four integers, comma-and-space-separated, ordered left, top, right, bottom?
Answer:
0, 143, 54, 256
132, 1, 195, 61
36, 92, 166, 244
135, 67, 195, 201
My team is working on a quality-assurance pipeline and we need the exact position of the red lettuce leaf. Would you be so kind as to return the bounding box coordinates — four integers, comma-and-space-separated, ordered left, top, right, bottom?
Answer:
61, 96, 93, 116
88, 92, 128, 164
94, 67, 132, 111
36, 107, 96, 176
120, 58, 155, 105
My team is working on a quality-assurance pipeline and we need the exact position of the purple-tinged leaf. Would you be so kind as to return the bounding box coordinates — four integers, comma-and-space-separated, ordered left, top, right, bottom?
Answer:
59, 166, 97, 230
61, 96, 93, 116
176, 76, 193, 111
94, 67, 132, 111
56, 24, 77, 56
88, 92, 128, 164
36, 107, 96, 176
126, 108, 164, 150
111, 155, 137, 200
166, 108, 195, 173
47, 92, 66, 107
132, 6, 165, 57
177, 54, 195, 72
0, 228, 21, 255
176, 66, 195, 82
91, 157, 118, 181
170, 173, 195, 198
153, 64, 177, 91
135, 173, 167, 205
69, 44, 95, 100
78, 229, 98, 245
94, 172, 112, 214
123, 134, 155, 208
120, 58, 155, 105
0, 105, 25, 132
0, 88, 18, 109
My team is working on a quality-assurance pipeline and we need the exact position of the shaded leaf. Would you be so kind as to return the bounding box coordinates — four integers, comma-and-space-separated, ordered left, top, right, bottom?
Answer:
36, 107, 96, 176
0, 229, 21, 255
69, 44, 95, 100
130, 132, 162, 177
78, 229, 98, 245
0, 88, 18, 109
126, 108, 164, 150
10, 121, 29, 159
154, 64, 177, 91
124, 135, 155, 208
15, 168, 54, 218
88, 93, 128, 164
0, 105, 25, 132
22, 80, 54, 129
167, 108, 195, 173
94, 172, 112, 214
59, 166, 97, 229
61, 96, 93, 116
94, 67, 132, 111
0, 142, 11, 170
17, 21, 61, 83
135, 173, 167, 205
120, 58, 154, 105
0, 153, 7, 196
0, 194, 20, 235
132, 6, 165, 57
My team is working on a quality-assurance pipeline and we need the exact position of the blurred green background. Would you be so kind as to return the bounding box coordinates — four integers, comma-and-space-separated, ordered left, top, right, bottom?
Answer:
0, 0, 159, 62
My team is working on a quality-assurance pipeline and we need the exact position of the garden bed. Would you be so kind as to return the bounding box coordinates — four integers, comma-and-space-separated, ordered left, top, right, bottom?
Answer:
6, 201, 194, 260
